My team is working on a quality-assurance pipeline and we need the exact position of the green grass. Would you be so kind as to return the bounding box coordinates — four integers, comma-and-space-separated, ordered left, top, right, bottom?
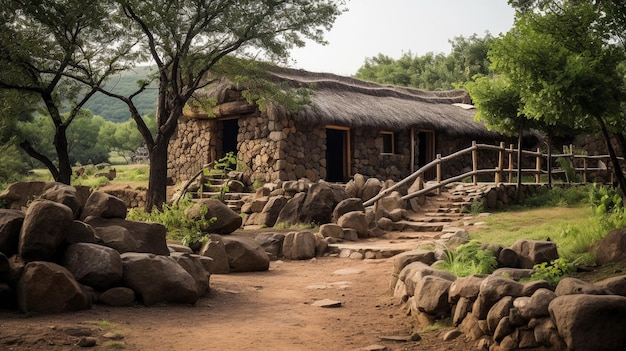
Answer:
21, 164, 149, 189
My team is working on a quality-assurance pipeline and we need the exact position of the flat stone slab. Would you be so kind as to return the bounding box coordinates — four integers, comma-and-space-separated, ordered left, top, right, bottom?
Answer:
332, 268, 364, 275
378, 333, 421, 342
311, 299, 342, 308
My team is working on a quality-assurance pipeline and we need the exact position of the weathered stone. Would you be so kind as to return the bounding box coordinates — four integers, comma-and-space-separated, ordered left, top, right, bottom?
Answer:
493, 316, 513, 343
222, 236, 270, 272
80, 191, 127, 220
275, 192, 306, 226
299, 182, 347, 225
337, 211, 369, 238
549, 294, 626, 351
400, 261, 455, 298
332, 198, 365, 223
254, 232, 285, 260
555, 277, 612, 296
93, 225, 140, 254
497, 247, 519, 268
19, 200, 73, 262
595, 228, 626, 265
361, 178, 382, 202
474, 276, 524, 319
452, 296, 472, 326
517, 288, 556, 320
283, 231, 316, 260
521, 280, 552, 296
200, 239, 230, 274
99, 287, 136, 307
459, 312, 484, 341
0, 181, 57, 210
62, 243, 123, 290
84, 217, 170, 256
0, 209, 24, 257
449, 274, 487, 303
509, 240, 558, 269
17, 261, 91, 314
531, 317, 564, 348
412, 275, 453, 317
389, 250, 437, 293
319, 223, 344, 239
42, 183, 82, 219
259, 196, 288, 227
168, 244, 193, 254
171, 252, 210, 296
66, 220, 98, 245
121, 252, 199, 306
491, 268, 533, 281
186, 198, 242, 234
250, 196, 270, 213
595, 274, 626, 296
487, 296, 514, 335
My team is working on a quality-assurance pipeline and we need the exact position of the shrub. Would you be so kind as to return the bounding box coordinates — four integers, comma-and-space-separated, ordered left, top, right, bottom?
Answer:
436, 240, 498, 277
530, 258, 576, 286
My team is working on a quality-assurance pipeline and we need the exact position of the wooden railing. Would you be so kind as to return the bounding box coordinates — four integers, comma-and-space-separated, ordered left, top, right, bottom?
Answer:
363, 141, 622, 207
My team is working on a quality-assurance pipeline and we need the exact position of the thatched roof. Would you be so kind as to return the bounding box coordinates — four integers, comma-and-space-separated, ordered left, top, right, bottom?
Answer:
192, 66, 499, 138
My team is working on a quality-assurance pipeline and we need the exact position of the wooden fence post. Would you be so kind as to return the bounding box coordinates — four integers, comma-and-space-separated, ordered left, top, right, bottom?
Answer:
472, 141, 478, 185
436, 154, 442, 195
496, 142, 505, 184
535, 147, 542, 184
508, 144, 514, 183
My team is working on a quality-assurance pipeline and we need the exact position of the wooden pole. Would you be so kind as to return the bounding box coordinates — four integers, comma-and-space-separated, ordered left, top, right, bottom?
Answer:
410, 127, 415, 173
496, 141, 505, 184
436, 154, 442, 195
508, 144, 514, 183
536, 147, 542, 184
472, 141, 478, 185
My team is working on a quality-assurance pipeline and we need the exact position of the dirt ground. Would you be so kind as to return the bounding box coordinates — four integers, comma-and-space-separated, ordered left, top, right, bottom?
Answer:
0, 255, 475, 351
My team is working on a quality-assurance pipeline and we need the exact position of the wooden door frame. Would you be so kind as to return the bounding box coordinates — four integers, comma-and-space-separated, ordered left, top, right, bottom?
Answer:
325, 125, 351, 180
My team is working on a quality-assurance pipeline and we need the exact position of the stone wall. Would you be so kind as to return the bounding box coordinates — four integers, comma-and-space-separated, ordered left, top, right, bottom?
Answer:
168, 116, 216, 183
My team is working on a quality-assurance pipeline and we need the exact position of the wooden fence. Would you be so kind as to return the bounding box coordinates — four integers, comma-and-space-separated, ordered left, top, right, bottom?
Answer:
363, 141, 622, 207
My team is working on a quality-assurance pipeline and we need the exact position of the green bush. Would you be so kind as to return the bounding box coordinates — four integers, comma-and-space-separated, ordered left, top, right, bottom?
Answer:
127, 197, 215, 248
436, 240, 498, 277
530, 258, 576, 286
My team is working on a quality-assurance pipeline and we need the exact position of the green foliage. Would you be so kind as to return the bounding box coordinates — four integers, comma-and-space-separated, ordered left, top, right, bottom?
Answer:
518, 185, 590, 209
205, 152, 245, 202
465, 199, 485, 214
436, 241, 498, 277
530, 258, 576, 286
127, 197, 214, 248
589, 184, 623, 215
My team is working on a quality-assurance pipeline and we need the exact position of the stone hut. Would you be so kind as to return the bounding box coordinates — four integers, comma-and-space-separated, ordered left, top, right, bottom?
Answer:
168, 66, 515, 187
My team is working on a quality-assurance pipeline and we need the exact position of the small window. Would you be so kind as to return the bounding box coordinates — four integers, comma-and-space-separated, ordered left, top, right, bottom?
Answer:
380, 131, 395, 154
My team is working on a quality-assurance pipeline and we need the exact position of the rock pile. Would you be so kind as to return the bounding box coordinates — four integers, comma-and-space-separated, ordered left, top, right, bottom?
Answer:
0, 181, 212, 313
391, 239, 626, 351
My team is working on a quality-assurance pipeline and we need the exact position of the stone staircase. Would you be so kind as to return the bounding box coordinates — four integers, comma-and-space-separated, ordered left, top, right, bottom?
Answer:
328, 183, 491, 259
193, 174, 248, 212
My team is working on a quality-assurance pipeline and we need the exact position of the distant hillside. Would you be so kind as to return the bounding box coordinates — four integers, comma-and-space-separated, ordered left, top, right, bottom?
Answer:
83, 66, 158, 122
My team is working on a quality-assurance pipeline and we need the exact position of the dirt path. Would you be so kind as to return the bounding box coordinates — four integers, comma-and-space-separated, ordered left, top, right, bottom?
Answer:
0, 256, 475, 351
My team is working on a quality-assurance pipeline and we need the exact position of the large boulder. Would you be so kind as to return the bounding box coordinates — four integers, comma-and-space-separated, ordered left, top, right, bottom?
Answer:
186, 198, 242, 234
199, 239, 230, 274
254, 232, 285, 260
595, 228, 626, 265
337, 211, 369, 238
170, 253, 210, 297
389, 250, 437, 293
80, 191, 127, 220
554, 277, 612, 296
0, 209, 24, 257
19, 200, 74, 262
595, 274, 626, 297
65, 220, 98, 245
332, 198, 365, 223
121, 252, 199, 306
16, 261, 91, 314
412, 275, 454, 317
275, 192, 306, 226
62, 243, 123, 290
0, 181, 56, 210
282, 231, 316, 260
221, 236, 270, 272
93, 225, 141, 254
509, 239, 558, 269
474, 276, 524, 319
84, 217, 170, 256
549, 294, 626, 351
42, 183, 82, 219
99, 287, 136, 307
360, 177, 383, 202
299, 182, 347, 225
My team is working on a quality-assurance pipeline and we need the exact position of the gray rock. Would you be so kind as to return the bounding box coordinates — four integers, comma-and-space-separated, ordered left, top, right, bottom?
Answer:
66, 220, 98, 245
449, 274, 487, 303
491, 268, 533, 281
521, 280, 553, 296
19, 200, 73, 262
555, 277, 612, 296
259, 195, 288, 227
493, 316, 513, 343
342, 228, 359, 241
62, 243, 123, 290
171, 252, 210, 296
517, 288, 556, 320
299, 182, 347, 225
200, 239, 230, 274
595, 274, 626, 296
474, 276, 524, 319
99, 287, 136, 306
121, 252, 199, 306
332, 198, 365, 223
168, 244, 193, 254
337, 211, 369, 238
17, 261, 91, 313
80, 191, 127, 220
549, 294, 626, 351
222, 236, 270, 272
84, 217, 170, 256
595, 228, 626, 265
452, 296, 472, 326
497, 247, 519, 268
186, 198, 242, 234
0, 209, 24, 257
487, 296, 514, 335
319, 223, 344, 239
400, 261, 456, 298
283, 231, 316, 260
0, 181, 57, 210
412, 275, 453, 317
42, 183, 82, 219
389, 250, 437, 293
275, 192, 306, 226
93, 225, 141, 254
509, 239, 558, 269
254, 232, 285, 260
360, 177, 382, 202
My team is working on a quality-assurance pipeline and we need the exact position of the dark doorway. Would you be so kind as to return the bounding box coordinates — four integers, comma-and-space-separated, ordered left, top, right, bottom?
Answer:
326, 127, 349, 182
221, 118, 239, 155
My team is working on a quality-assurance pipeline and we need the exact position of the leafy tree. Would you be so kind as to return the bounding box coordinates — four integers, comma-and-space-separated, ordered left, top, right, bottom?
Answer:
99, 116, 155, 163
0, 90, 34, 182
0, 0, 136, 184
494, 3, 626, 196
95, 0, 345, 210
354, 34, 494, 90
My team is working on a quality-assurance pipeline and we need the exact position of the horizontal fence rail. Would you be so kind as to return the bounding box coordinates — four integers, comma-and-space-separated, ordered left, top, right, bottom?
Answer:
363, 141, 624, 207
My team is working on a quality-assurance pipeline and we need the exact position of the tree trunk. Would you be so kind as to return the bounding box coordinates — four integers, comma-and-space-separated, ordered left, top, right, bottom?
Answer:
596, 116, 626, 198
547, 131, 552, 188
19, 140, 60, 181
54, 124, 72, 184
515, 122, 525, 202
145, 140, 169, 211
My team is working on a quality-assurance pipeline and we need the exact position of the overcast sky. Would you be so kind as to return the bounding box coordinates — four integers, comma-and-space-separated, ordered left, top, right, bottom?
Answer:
288, 0, 516, 76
